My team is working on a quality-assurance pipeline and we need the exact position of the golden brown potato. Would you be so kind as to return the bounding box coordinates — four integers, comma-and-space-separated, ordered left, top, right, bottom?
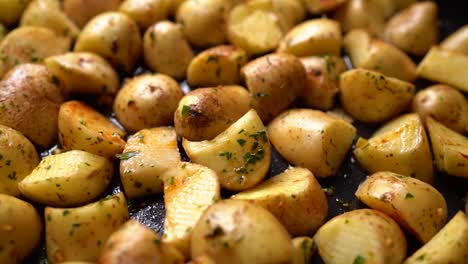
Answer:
356, 171, 448, 243
174, 86, 250, 141
0, 64, 65, 147
333, 0, 386, 36
119, 0, 170, 29
384, 1, 438, 56
187, 45, 248, 87
0, 0, 31, 26
241, 53, 306, 122
0, 194, 42, 264
412, 84, 468, 134
74, 12, 141, 73
143, 21, 194, 80
191, 199, 293, 264
302, 0, 347, 14
440, 25, 468, 55
98, 220, 184, 264
394, 0, 418, 11
63, 0, 122, 28
113, 74, 183, 133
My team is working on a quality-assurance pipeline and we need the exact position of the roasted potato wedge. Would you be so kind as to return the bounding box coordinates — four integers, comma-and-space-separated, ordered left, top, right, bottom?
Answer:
191, 199, 293, 264
291, 237, 316, 264
63, 0, 121, 28
333, 0, 386, 37
183, 109, 270, 191
268, 109, 356, 178
0, 0, 31, 26
232, 167, 328, 235
354, 114, 434, 183
356, 171, 448, 243
440, 25, 468, 55
119, 0, 170, 30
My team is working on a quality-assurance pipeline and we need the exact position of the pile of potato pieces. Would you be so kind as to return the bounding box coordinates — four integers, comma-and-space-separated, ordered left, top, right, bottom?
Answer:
0, 0, 467, 263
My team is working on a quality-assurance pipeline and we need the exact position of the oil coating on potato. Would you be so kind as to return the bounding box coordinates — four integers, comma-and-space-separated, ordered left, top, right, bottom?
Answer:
119, 0, 170, 30
63, 0, 122, 28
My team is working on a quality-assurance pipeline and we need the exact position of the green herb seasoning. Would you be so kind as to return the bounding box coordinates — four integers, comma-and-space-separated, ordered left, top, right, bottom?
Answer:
115, 151, 139, 160
353, 255, 366, 264
405, 193, 415, 199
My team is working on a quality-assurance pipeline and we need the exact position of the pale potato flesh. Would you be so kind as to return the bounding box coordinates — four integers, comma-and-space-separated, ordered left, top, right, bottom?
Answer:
440, 24, 468, 55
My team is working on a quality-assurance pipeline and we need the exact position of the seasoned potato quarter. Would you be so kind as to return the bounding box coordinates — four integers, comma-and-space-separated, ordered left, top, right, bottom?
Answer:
45, 193, 129, 264
187, 45, 248, 87
0, 26, 70, 78
314, 209, 407, 264
302, 0, 347, 14
0, 194, 42, 264
0, 64, 65, 147
143, 21, 194, 80
241, 53, 306, 122
174, 86, 250, 141
440, 25, 468, 55
119, 127, 181, 199
63, 0, 121, 28
354, 114, 434, 183
0, 125, 39, 197
291, 237, 316, 264
412, 84, 468, 134
45, 52, 120, 95
278, 18, 342, 57
0, 0, 31, 26
74, 12, 141, 73
404, 211, 468, 264
183, 109, 271, 191
384, 1, 438, 56
162, 162, 221, 257
300, 56, 346, 110
356, 171, 448, 243
19, 150, 113, 207
58, 101, 126, 158
119, 0, 170, 29
114, 74, 183, 132
191, 199, 293, 264
268, 109, 356, 178
232, 167, 328, 235
333, 0, 386, 36
99, 220, 184, 264
339, 69, 415, 123
426, 118, 468, 178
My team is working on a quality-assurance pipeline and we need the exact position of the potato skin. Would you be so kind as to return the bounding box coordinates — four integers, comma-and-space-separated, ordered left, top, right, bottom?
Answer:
63, 0, 122, 28
0, 0, 31, 26
0, 64, 65, 147
333, 0, 386, 36
441, 25, 468, 55
0, 194, 42, 264
303, 0, 347, 14
114, 74, 183, 133
119, 0, 170, 30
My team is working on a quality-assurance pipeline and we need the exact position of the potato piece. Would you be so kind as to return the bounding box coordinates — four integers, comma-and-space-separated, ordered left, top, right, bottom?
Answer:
440, 25, 468, 55
113, 74, 183, 132
268, 109, 356, 178
143, 21, 194, 80
356, 171, 447, 243
333, 0, 386, 36
340, 69, 415, 123
45, 192, 129, 264
0, 0, 31, 26
187, 45, 248, 87
99, 220, 184, 264
0, 194, 42, 264
20, 0, 80, 40
119, 127, 180, 199
300, 56, 346, 110
0, 125, 39, 197
404, 211, 468, 264
0, 24, 6, 41
394, 0, 418, 10
0, 64, 65, 147
119, 0, 169, 29
45, 52, 119, 95
384, 2, 438, 56
74, 12, 141, 73
183, 109, 270, 191
0, 26, 70, 78
19, 150, 113, 207
162, 162, 221, 257
314, 209, 407, 264
278, 18, 342, 57
426, 118, 468, 178
191, 199, 293, 264
417, 46, 468, 93
291, 237, 316, 264
412, 84, 468, 134
232, 167, 327, 235
354, 114, 434, 183
302, 0, 347, 14
58, 101, 126, 158
63, 0, 121, 28
241, 53, 306, 122
174, 86, 250, 141
344, 29, 417, 82
188, 255, 216, 264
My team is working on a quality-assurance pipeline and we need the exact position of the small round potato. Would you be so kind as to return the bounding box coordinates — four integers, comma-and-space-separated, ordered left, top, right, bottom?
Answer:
191, 199, 293, 264
0, 64, 65, 147
412, 84, 468, 134
119, 0, 170, 30
333, 0, 386, 36
63, 0, 122, 28
0, 0, 31, 26
0, 194, 42, 264
114, 74, 184, 133
74, 12, 141, 73
143, 21, 194, 80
